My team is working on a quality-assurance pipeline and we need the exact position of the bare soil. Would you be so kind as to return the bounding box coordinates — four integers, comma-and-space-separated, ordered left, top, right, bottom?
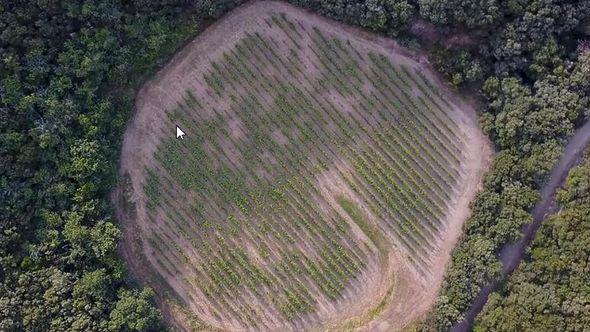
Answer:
114, 1, 493, 331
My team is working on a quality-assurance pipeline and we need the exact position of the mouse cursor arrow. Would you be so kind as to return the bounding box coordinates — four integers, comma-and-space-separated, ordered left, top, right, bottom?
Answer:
176, 125, 186, 140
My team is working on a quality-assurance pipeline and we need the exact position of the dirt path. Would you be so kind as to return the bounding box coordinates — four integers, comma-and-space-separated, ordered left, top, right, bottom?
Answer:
409, 19, 479, 49
451, 120, 590, 332
113, 1, 492, 330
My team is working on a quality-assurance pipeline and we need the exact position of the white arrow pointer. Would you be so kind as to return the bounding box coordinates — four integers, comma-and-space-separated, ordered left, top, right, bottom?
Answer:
176, 125, 186, 140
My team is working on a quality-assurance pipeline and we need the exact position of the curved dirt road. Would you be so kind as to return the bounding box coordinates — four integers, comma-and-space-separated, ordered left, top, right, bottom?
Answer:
451, 120, 590, 332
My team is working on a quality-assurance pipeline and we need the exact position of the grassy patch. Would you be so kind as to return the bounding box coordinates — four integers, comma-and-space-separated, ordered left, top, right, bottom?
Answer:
336, 196, 389, 255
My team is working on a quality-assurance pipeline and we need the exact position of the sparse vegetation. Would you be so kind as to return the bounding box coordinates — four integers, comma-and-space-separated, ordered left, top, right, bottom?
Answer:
126, 7, 484, 330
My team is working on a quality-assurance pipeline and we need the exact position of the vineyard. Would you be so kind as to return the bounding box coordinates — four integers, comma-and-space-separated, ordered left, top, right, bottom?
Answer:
117, 2, 490, 331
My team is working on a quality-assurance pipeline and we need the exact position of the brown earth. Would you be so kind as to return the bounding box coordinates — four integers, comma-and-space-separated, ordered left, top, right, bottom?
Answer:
113, 1, 493, 331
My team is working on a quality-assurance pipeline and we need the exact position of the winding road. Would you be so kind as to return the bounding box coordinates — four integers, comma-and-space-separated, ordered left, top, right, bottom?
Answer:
451, 120, 590, 332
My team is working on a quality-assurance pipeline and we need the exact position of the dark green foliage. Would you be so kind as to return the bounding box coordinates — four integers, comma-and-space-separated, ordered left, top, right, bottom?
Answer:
421, 0, 590, 87
474, 152, 590, 331
414, 1, 590, 328
422, 50, 590, 332
289, 0, 415, 35
108, 288, 163, 332
418, 0, 501, 27
483, 1, 590, 77
431, 48, 484, 86
423, 0, 590, 79
0, 0, 245, 330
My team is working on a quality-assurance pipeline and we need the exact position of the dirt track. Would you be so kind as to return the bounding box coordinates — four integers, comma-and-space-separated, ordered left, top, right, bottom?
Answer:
451, 120, 590, 331
113, 1, 493, 330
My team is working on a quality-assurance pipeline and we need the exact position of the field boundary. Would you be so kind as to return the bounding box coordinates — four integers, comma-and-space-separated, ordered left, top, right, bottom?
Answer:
114, 1, 493, 330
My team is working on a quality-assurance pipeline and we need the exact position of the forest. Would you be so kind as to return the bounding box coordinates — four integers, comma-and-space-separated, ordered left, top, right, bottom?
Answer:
1, 0, 589, 331
474, 151, 590, 331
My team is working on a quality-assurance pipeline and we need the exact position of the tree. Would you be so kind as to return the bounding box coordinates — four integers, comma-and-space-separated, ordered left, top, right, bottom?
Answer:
108, 288, 162, 332
475, 152, 590, 331
0, 1, 248, 330
418, 0, 500, 27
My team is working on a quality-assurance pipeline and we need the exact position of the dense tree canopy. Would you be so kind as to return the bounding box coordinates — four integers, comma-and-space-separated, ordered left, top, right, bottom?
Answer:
0, 0, 249, 330
423, 49, 590, 332
421, 4, 590, 329
290, 0, 414, 34
418, 0, 500, 27
474, 151, 590, 331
